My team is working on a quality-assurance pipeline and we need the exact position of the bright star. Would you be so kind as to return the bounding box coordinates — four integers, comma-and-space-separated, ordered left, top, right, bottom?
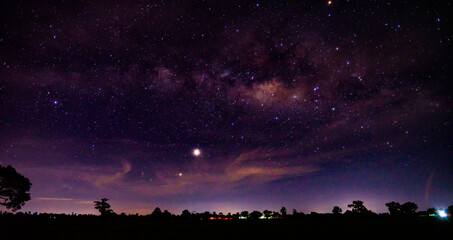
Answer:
193, 148, 201, 156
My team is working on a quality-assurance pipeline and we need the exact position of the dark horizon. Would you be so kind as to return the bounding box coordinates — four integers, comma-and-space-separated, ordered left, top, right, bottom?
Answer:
1, 0, 452, 215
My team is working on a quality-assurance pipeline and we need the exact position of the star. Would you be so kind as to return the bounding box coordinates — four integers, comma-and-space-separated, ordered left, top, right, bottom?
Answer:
193, 148, 201, 157
1, 0, 450, 216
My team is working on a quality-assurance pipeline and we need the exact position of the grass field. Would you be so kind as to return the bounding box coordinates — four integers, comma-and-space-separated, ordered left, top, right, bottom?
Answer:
1, 215, 451, 239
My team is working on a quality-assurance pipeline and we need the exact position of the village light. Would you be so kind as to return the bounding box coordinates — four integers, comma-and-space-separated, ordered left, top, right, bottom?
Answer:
437, 210, 447, 218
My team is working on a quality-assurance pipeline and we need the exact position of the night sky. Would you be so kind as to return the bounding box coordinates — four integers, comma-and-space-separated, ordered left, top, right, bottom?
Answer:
1, 0, 452, 215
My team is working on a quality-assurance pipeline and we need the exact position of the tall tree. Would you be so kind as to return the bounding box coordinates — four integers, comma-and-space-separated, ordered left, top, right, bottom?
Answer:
93, 198, 114, 216
280, 207, 287, 217
0, 165, 32, 212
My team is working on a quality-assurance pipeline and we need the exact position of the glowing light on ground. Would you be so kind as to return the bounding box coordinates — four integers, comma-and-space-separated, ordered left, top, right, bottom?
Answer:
437, 210, 447, 218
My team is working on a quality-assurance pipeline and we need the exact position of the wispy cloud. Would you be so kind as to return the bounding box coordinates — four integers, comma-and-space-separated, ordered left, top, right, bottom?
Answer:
35, 197, 75, 201
123, 148, 320, 198
93, 161, 132, 188
35, 197, 94, 205
16, 147, 320, 201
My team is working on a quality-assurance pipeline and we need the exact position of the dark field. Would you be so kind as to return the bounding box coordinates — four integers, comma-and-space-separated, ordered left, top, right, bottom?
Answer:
1, 215, 451, 239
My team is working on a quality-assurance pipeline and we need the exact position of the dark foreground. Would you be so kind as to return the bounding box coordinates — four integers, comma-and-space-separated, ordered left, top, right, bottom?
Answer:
1, 215, 451, 239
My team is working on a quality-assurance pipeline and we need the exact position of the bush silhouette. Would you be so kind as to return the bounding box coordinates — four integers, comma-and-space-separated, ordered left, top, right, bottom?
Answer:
332, 206, 342, 215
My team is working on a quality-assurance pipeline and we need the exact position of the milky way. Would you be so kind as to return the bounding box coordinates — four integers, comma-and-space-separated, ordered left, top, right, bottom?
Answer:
0, 1, 452, 214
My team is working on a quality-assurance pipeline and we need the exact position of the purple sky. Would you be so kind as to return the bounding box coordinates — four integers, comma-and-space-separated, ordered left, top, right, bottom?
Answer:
1, 0, 452, 215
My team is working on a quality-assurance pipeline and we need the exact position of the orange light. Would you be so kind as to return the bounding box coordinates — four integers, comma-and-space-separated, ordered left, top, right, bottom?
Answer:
327, 1, 332, 5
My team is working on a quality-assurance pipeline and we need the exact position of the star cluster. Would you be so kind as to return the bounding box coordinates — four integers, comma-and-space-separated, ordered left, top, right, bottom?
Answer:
0, 1, 452, 214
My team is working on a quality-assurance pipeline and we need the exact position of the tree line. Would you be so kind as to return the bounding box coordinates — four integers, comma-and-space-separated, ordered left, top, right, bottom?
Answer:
1, 164, 452, 219
92, 198, 452, 219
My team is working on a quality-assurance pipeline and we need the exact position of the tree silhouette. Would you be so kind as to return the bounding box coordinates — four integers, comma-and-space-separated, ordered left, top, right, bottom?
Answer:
400, 202, 418, 215
201, 211, 211, 220
93, 198, 114, 216
240, 211, 249, 219
263, 210, 272, 219
385, 202, 418, 216
448, 205, 453, 216
385, 202, 401, 215
332, 206, 342, 215
162, 209, 171, 218
249, 211, 262, 220
426, 208, 436, 216
0, 165, 32, 212
151, 207, 163, 218
280, 207, 287, 217
347, 200, 369, 215
181, 209, 191, 219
